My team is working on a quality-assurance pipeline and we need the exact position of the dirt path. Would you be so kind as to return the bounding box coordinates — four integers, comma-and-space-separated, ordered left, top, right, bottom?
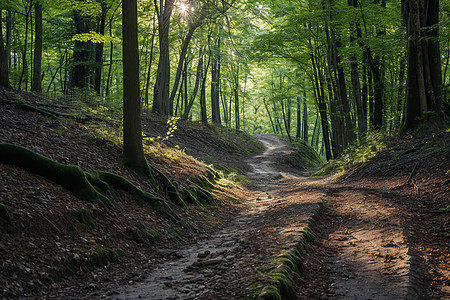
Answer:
296, 172, 448, 299
59, 134, 322, 299
321, 184, 413, 299
43, 134, 446, 300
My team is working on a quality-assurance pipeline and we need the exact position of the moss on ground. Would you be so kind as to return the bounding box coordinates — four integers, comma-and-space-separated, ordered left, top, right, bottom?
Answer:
89, 247, 125, 268
0, 143, 112, 207
0, 203, 15, 234
253, 206, 322, 300
0, 143, 186, 225
75, 209, 95, 230
312, 131, 386, 176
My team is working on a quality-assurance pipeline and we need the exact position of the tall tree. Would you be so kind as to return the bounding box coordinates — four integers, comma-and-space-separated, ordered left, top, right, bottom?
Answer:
400, 0, 444, 132
152, 0, 174, 115
31, 1, 42, 93
122, 0, 150, 176
211, 35, 221, 124
0, 9, 11, 88
70, 9, 90, 90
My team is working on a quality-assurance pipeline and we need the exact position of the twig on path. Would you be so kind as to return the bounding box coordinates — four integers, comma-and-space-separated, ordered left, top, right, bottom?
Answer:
407, 163, 418, 184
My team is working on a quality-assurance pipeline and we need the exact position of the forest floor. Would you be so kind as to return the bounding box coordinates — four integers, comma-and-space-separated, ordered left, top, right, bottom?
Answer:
0, 87, 449, 299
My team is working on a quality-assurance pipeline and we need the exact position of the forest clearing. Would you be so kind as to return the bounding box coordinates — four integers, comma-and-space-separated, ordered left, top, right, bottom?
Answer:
1, 0, 450, 299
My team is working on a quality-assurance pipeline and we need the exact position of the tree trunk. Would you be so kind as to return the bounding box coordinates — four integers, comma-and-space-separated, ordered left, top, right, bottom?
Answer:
200, 52, 208, 124
18, 2, 33, 91
310, 44, 332, 159
280, 98, 292, 143
144, 14, 157, 106
396, 54, 406, 128
263, 99, 277, 134
70, 10, 90, 90
303, 92, 308, 143
31, 2, 43, 93
234, 88, 240, 131
0, 10, 11, 88
152, 1, 174, 115
400, 0, 443, 132
287, 97, 291, 135
211, 37, 221, 124
182, 48, 204, 120
122, 0, 150, 176
5, 11, 12, 70
348, 0, 366, 138
93, 2, 108, 94
296, 95, 302, 139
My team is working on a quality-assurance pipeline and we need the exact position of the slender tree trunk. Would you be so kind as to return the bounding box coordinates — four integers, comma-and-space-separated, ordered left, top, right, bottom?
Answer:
235, 88, 240, 131
310, 22, 332, 159
221, 93, 228, 126
183, 55, 189, 114
47, 48, 68, 93
122, 0, 150, 176
311, 111, 318, 147
0, 10, 11, 88
396, 54, 406, 128
182, 48, 204, 120
18, 2, 33, 90
281, 98, 292, 143
5, 11, 12, 70
94, 2, 108, 94
348, 0, 366, 138
234, 62, 240, 131
264, 99, 277, 134
32, 2, 43, 93
211, 37, 221, 124
200, 52, 208, 124
144, 15, 157, 106
105, 4, 120, 97
303, 92, 308, 143
296, 95, 302, 139
287, 97, 291, 134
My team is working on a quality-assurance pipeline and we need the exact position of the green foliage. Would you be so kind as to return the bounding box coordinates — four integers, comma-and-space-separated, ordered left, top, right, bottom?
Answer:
162, 116, 180, 141
89, 247, 125, 268
213, 164, 250, 183
66, 0, 102, 18
72, 31, 115, 44
313, 131, 386, 176
291, 139, 324, 170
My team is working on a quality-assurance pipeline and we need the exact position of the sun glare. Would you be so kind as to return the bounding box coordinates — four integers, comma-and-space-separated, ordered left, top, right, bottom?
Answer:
179, 3, 188, 14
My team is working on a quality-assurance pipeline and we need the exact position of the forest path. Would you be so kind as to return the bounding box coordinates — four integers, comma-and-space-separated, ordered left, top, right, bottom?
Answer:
102, 134, 323, 299
47, 135, 422, 299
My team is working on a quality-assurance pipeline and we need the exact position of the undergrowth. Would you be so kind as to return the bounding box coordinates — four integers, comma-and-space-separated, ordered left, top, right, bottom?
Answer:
313, 131, 386, 177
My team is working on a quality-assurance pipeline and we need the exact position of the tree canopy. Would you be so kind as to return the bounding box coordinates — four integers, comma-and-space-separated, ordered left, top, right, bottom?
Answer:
0, 0, 449, 160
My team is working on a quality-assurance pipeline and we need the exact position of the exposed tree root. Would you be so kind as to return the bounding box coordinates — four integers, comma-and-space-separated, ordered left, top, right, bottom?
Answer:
0, 143, 111, 208
0, 143, 183, 224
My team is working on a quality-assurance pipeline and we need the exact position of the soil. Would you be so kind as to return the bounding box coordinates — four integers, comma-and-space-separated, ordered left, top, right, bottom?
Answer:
1, 88, 449, 299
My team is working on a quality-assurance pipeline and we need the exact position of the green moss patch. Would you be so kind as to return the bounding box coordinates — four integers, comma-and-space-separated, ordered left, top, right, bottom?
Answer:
0, 203, 15, 234
89, 247, 125, 268
254, 206, 323, 300
75, 209, 95, 230
125, 223, 160, 244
